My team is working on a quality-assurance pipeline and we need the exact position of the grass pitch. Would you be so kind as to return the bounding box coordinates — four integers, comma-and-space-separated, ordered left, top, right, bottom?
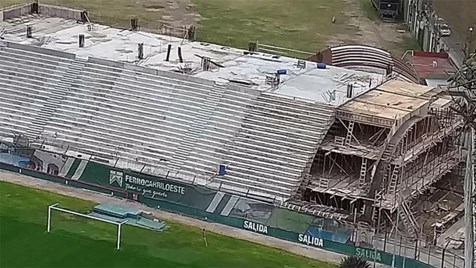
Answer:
0, 181, 336, 268
192, 0, 345, 53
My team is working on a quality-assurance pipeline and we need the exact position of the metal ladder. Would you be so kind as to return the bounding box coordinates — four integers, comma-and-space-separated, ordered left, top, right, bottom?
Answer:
372, 190, 385, 228
381, 143, 395, 161
345, 120, 355, 145
318, 177, 329, 189
398, 198, 419, 238
359, 158, 368, 188
372, 190, 383, 224
387, 164, 401, 195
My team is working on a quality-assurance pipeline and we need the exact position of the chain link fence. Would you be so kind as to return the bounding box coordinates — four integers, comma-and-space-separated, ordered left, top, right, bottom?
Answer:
369, 233, 465, 268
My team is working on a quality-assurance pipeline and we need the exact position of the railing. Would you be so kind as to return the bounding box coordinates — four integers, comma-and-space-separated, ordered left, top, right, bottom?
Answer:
371, 233, 464, 268
401, 149, 462, 197
335, 110, 395, 128
256, 42, 313, 58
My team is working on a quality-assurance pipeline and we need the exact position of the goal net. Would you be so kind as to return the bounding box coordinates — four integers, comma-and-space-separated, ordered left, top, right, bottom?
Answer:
46, 203, 127, 250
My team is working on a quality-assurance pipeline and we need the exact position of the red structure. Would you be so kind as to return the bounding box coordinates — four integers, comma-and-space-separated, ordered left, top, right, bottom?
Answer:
409, 51, 456, 85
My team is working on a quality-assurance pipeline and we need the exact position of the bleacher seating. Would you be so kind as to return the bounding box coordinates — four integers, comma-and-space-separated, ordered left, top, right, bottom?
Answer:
0, 43, 335, 201
0, 44, 76, 139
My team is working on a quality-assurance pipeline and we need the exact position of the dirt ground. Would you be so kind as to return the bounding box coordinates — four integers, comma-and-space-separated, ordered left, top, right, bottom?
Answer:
137, 0, 199, 30
325, 0, 417, 57
0, 170, 347, 266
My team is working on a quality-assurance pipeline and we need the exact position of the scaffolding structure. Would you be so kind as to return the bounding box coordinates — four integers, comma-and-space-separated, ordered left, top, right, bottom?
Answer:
296, 80, 465, 242
447, 52, 476, 268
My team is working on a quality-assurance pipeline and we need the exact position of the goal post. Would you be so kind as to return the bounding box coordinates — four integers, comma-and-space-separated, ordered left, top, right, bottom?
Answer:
46, 203, 127, 250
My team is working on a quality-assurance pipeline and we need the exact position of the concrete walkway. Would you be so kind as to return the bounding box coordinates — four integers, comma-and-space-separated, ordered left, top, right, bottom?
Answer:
442, 35, 466, 67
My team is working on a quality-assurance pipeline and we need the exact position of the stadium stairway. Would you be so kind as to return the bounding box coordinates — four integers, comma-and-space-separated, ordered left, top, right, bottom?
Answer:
0, 44, 75, 140
166, 84, 228, 169
215, 93, 335, 200
176, 85, 262, 179
27, 58, 87, 139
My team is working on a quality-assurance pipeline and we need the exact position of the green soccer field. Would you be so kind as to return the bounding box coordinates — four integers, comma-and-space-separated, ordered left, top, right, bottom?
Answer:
0, 181, 336, 268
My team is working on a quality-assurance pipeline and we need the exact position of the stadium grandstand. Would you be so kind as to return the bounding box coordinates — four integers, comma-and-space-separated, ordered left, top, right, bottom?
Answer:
0, 4, 468, 268
0, 14, 385, 202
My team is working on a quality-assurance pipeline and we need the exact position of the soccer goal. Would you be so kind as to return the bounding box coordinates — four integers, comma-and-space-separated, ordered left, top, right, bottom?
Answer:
46, 203, 127, 250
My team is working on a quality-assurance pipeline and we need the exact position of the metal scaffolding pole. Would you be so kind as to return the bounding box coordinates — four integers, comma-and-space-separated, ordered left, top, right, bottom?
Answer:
447, 49, 476, 268
464, 128, 475, 268
472, 127, 476, 268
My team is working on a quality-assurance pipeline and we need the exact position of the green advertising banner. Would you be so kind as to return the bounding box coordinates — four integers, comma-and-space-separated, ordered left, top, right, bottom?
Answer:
79, 161, 217, 210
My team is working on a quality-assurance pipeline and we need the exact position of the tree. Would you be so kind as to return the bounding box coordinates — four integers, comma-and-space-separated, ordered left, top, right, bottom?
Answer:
339, 256, 371, 268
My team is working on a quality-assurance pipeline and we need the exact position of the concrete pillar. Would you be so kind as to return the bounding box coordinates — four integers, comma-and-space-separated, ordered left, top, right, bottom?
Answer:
423, 25, 429, 51
429, 29, 434, 52
405, 0, 411, 24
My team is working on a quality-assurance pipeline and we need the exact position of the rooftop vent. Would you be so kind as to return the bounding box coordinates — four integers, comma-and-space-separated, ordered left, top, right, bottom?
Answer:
201, 57, 211, 71
138, 43, 144, 60
79, 34, 85, 48
346, 83, 354, 98
165, 44, 172, 61
26, 26, 32, 38
178, 47, 183, 63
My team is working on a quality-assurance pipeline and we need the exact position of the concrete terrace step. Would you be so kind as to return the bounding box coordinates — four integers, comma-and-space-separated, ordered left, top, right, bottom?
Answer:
0, 44, 338, 201
168, 82, 228, 167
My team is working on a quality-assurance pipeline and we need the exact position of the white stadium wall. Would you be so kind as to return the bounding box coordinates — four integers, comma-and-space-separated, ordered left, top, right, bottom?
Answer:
6, 41, 76, 59
1, 3, 83, 22
1, 4, 33, 21
38, 4, 83, 21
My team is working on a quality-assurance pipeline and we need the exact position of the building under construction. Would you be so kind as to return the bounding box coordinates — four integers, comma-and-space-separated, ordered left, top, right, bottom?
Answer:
294, 80, 464, 238
0, 3, 468, 264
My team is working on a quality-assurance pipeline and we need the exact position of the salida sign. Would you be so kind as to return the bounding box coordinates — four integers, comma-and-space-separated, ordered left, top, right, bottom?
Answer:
355, 247, 382, 262
109, 170, 186, 199
297, 233, 324, 247
243, 220, 268, 234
